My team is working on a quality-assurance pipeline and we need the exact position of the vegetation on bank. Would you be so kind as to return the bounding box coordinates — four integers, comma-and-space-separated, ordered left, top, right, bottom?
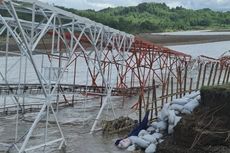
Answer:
58, 2, 230, 34
1, 2, 230, 34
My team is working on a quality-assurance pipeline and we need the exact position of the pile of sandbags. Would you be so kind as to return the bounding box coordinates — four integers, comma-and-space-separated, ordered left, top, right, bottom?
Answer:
125, 131, 163, 153
172, 91, 200, 114
124, 91, 201, 153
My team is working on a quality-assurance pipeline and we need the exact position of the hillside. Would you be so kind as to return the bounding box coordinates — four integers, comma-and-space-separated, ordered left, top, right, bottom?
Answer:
58, 2, 230, 34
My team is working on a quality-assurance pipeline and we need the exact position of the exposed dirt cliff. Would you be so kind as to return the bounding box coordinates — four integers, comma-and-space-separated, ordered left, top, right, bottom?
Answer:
157, 84, 230, 153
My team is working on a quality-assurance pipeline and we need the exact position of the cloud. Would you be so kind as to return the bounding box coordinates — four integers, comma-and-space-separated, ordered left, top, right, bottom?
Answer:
39, 0, 230, 11
142, 0, 230, 10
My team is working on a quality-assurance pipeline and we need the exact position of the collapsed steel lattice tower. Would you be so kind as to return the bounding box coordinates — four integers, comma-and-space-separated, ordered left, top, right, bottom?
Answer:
0, 0, 191, 152
0, 0, 134, 152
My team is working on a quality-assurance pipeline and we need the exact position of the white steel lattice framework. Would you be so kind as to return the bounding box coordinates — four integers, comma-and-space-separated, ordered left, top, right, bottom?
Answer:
0, 0, 134, 152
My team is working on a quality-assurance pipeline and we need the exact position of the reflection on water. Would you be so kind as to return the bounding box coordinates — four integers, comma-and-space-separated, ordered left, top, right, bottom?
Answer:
168, 40, 230, 58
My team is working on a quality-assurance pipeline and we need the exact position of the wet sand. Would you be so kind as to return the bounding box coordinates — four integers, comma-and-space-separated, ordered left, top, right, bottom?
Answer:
138, 33, 230, 46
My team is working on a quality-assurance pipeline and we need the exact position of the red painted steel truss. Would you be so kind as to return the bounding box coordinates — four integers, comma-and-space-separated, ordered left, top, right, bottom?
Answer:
54, 32, 192, 105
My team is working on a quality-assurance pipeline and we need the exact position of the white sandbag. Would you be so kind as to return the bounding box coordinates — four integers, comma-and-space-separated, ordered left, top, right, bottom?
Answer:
185, 91, 200, 99
118, 138, 131, 149
159, 139, 164, 143
170, 104, 184, 112
151, 122, 158, 129
158, 103, 170, 121
168, 124, 174, 134
129, 136, 150, 148
183, 99, 199, 112
138, 130, 149, 137
196, 95, 201, 101
174, 116, 182, 126
181, 108, 191, 114
175, 110, 180, 115
155, 128, 160, 133
152, 132, 163, 140
168, 110, 176, 125
147, 126, 155, 133
145, 143, 156, 153
142, 134, 157, 143
156, 121, 167, 131
172, 98, 190, 105
127, 144, 136, 152
168, 115, 182, 134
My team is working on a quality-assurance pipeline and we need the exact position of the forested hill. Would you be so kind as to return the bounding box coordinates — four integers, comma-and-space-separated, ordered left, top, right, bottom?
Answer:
61, 2, 230, 34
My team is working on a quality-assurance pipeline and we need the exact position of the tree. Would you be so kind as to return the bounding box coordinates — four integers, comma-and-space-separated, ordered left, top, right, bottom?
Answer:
55, 3, 230, 34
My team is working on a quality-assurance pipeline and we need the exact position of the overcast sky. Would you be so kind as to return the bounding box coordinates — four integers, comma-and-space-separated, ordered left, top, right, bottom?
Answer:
39, 0, 230, 11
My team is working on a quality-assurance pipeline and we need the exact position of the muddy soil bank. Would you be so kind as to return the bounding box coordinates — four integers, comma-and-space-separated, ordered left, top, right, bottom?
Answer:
138, 33, 230, 46
157, 84, 230, 153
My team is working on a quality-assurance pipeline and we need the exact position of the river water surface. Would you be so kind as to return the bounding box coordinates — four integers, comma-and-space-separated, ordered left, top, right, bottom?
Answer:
0, 30, 229, 153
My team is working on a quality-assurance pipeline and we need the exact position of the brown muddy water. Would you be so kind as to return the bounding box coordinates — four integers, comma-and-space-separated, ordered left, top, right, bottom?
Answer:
0, 95, 140, 153
0, 64, 225, 153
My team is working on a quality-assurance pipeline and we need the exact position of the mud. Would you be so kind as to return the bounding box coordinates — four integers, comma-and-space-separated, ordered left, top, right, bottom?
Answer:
102, 116, 137, 134
138, 33, 230, 46
157, 84, 230, 153
157, 136, 230, 153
